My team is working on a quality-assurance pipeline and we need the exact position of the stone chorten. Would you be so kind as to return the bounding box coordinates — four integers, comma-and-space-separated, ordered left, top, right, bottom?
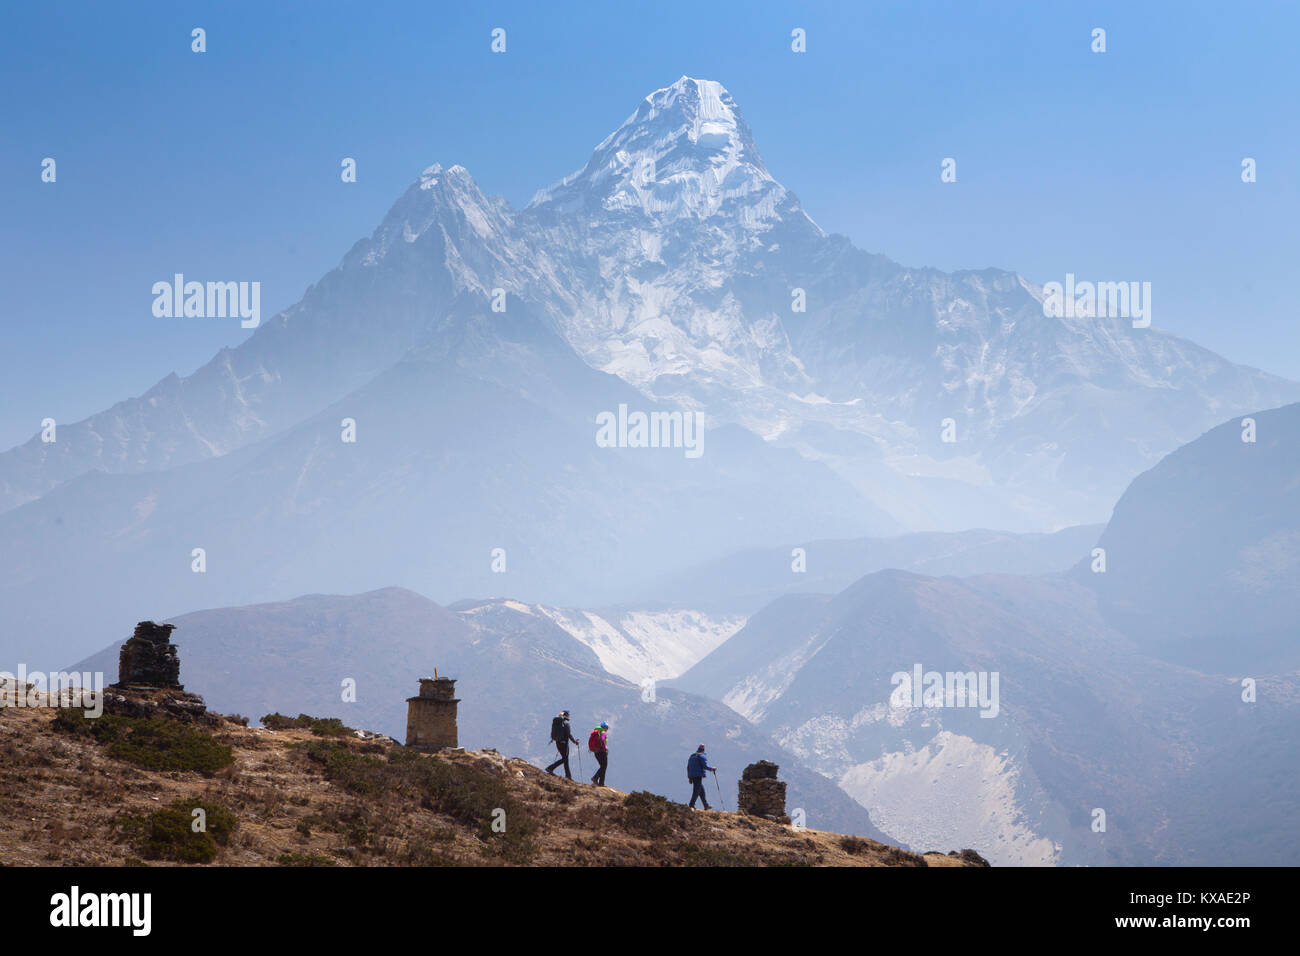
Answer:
103, 620, 211, 724
114, 621, 183, 689
405, 675, 459, 751
738, 760, 791, 824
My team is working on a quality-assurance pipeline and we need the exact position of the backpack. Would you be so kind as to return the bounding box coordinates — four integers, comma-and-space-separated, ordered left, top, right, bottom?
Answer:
588, 729, 603, 752
550, 715, 566, 743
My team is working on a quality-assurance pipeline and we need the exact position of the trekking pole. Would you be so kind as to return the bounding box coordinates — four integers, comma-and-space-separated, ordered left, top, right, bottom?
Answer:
576, 743, 583, 778
711, 769, 727, 811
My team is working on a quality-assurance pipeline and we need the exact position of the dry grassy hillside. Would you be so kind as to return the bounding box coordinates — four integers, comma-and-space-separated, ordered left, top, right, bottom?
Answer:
0, 685, 986, 868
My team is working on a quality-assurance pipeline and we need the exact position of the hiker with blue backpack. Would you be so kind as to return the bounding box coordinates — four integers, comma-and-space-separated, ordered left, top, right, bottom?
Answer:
687, 744, 717, 810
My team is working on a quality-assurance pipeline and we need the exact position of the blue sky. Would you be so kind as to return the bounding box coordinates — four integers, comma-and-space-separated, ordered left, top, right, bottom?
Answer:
2, 0, 1298, 450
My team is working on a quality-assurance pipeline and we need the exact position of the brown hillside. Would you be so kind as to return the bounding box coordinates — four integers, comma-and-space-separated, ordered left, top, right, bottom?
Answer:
0, 690, 985, 868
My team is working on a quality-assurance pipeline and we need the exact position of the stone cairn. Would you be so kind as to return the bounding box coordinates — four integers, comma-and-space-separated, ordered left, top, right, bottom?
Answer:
405, 675, 460, 751
104, 621, 214, 724
114, 621, 183, 689
738, 760, 791, 824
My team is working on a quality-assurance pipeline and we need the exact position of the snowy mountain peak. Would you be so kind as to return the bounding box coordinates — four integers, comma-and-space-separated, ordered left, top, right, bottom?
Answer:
528, 76, 791, 226
634, 76, 750, 149
418, 163, 477, 191
349, 161, 520, 281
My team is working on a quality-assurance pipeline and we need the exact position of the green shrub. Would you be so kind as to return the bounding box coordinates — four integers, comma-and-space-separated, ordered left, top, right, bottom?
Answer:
622, 790, 690, 840
302, 741, 390, 797
880, 844, 929, 867
839, 835, 871, 855
261, 713, 354, 736
54, 709, 233, 774
141, 798, 237, 863
339, 809, 371, 847
51, 709, 92, 735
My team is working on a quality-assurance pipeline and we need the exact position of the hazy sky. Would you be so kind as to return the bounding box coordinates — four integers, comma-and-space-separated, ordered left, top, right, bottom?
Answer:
3, 0, 1297, 450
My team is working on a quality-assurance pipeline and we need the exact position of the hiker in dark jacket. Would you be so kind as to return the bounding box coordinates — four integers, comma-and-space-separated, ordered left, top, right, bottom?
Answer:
589, 721, 609, 786
686, 744, 716, 809
546, 710, 580, 779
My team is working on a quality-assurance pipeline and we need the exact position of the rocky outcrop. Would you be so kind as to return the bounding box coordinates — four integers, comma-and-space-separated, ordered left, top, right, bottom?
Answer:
99, 687, 221, 727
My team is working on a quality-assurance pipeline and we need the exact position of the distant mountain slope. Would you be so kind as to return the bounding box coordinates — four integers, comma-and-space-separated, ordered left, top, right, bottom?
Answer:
674, 404, 1300, 865
70, 587, 890, 843
635, 524, 1103, 613
447, 598, 745, 683
674, 569, 1300, 866
1083, 401, 1300, 672
1, 306, 885, 666
0, 164, 527, 513
673, 572, 1121, 866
